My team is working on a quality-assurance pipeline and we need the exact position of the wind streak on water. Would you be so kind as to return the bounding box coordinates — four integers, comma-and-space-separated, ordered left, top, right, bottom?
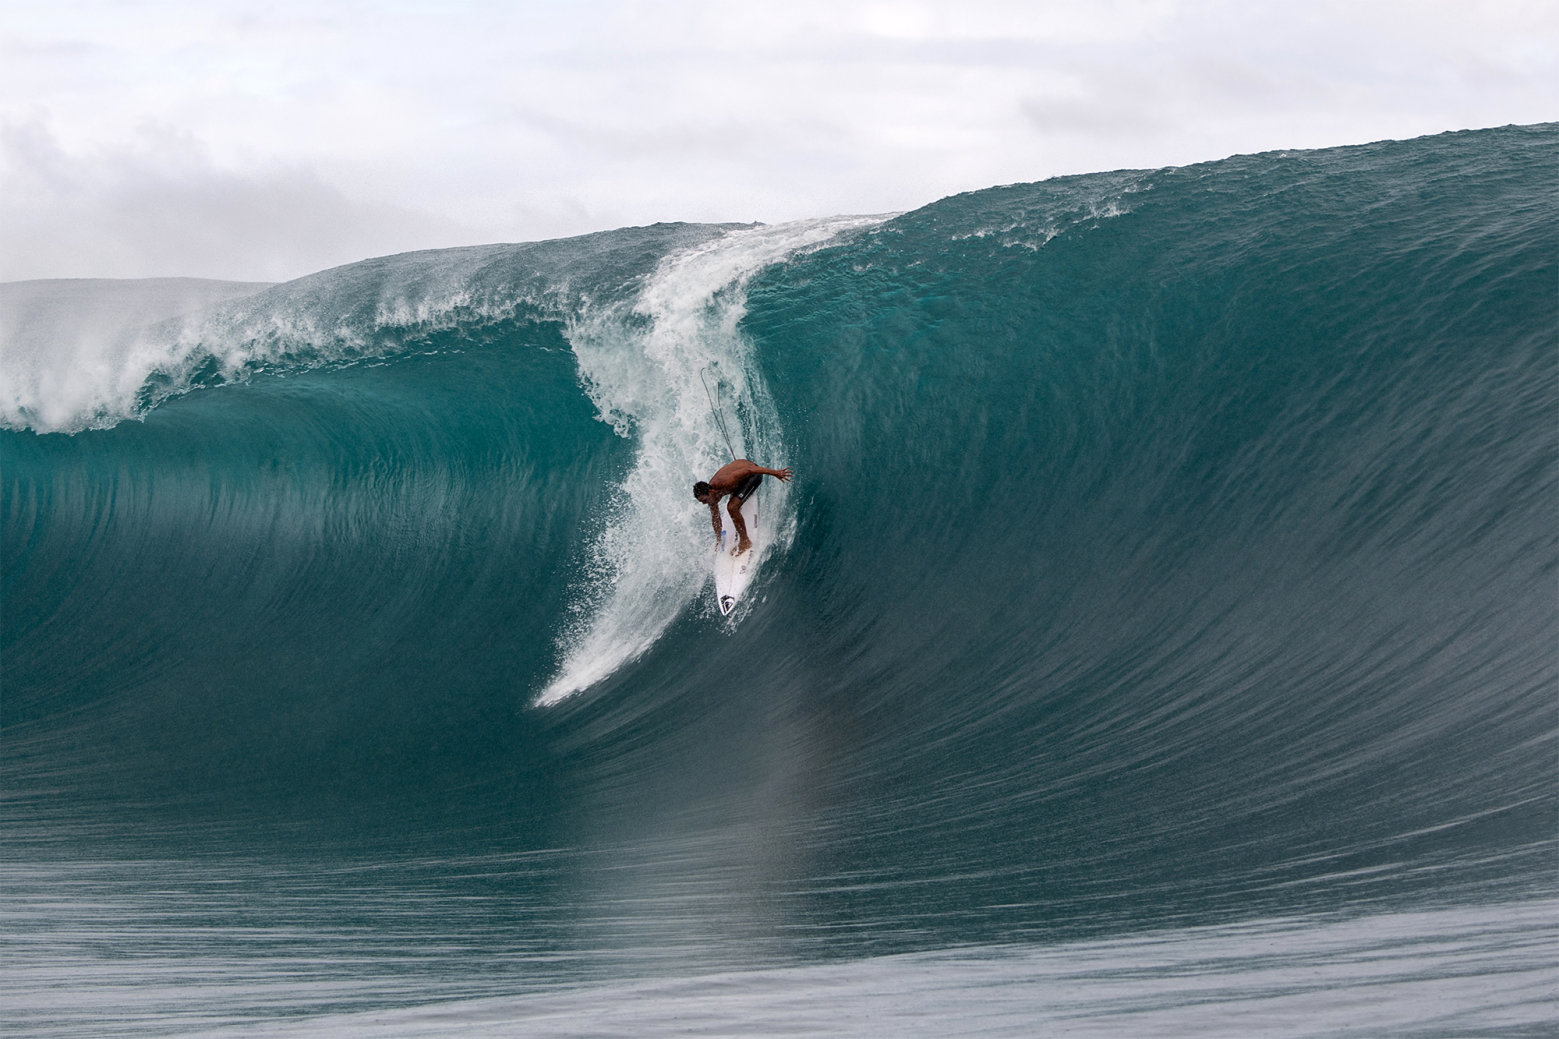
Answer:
3, 855, 1550, 1038
240, 903, 1555, 1038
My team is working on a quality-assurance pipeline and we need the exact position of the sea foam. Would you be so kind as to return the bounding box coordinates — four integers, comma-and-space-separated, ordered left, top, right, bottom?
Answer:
539, 216, 885, 704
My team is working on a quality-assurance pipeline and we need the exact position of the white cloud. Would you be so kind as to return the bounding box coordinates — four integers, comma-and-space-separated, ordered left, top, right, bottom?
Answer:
1, 0, 1553, 280
0, 120, 470, 281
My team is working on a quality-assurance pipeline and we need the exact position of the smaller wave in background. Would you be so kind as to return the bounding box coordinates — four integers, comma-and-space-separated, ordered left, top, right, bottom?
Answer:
0, 277, 273, 431
0, 225, 737, 434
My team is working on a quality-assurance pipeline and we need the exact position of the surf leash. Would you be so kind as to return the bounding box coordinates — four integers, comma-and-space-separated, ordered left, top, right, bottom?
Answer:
699, 365, 737, 460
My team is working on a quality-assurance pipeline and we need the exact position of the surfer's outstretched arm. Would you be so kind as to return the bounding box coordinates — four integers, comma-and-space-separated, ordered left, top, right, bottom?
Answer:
708, 500, 724, 543
707, 460, 788, 486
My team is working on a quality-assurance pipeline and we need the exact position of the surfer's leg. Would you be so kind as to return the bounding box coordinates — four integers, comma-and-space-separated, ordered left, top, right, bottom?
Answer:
727, 496, 752, 554
727, 474, 762, 553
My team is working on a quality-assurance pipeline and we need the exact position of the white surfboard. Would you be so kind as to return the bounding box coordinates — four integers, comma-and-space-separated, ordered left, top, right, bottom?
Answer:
713, 491, 761, 616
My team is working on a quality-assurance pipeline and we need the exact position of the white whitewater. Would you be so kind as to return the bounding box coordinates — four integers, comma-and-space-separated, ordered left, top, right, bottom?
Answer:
0, 243, 565, 434
0, 278, 273, 432
537, 216, 883, 706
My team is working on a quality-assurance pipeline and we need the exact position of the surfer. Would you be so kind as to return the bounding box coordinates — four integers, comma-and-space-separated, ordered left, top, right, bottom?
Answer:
694, 459, 792, 555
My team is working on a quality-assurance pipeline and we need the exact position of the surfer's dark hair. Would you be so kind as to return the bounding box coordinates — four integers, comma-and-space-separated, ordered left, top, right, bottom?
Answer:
693, 481, 711, 500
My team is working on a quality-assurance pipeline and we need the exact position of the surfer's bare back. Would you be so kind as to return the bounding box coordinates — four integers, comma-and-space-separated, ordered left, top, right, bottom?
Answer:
693, 459, 792, 555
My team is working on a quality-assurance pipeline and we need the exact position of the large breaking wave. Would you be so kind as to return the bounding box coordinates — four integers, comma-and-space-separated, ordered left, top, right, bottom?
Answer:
3, 123, 1555, 1034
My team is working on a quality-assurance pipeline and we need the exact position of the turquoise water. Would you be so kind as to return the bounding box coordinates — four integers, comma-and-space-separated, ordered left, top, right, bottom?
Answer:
3, 124, 1555, 1035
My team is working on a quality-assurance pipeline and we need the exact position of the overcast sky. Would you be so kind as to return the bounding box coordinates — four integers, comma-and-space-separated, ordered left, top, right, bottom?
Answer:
2, 0, 1552, 282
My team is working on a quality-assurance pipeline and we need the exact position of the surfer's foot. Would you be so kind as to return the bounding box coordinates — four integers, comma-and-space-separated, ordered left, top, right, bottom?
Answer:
736, 538, 752, 555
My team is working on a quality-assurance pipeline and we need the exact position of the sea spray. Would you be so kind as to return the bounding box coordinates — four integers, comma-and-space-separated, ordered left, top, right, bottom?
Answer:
538, 216, 886, 704
0, 228, 733, 434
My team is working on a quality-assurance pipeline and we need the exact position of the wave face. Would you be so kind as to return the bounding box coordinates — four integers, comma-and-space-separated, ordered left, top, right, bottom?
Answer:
3, 126, 1556, 1012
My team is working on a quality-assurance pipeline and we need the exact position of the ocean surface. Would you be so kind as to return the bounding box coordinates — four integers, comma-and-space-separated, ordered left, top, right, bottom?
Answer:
3, 124, 1556, 1037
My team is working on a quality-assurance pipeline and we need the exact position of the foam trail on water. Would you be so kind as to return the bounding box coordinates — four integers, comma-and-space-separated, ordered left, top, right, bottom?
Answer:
538, 217, 885, 705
